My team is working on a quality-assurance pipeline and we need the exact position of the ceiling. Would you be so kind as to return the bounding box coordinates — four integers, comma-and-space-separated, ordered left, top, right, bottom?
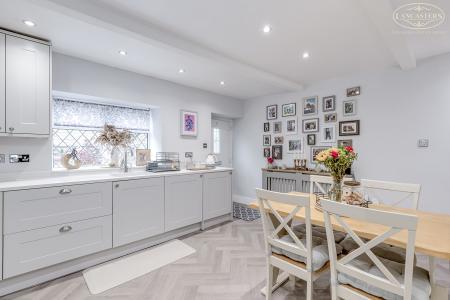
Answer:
0, 0, 449, 100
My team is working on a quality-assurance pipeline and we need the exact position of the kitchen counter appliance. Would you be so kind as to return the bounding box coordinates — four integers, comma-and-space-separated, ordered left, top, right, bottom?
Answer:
146, 152, 180, 172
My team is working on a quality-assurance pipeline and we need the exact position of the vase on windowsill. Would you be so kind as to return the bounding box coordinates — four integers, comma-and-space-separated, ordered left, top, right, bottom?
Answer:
109, 146, 121, 168
95, 124, 133, 168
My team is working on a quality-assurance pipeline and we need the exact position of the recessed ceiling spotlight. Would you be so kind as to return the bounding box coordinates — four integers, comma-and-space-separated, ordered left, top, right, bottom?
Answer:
302, 52, 310, 59
263, 25, 272, 34
220, 81, 225, 86
179, 69, 185, 73
23, 20, 35, 27
118, 50, 127, 56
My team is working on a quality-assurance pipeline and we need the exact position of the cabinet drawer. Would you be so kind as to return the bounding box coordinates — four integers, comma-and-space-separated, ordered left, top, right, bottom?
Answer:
4, 182, 112, 234
4, 215, 112, 279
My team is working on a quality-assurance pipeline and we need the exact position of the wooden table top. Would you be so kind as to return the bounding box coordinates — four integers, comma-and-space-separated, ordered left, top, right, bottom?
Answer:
249, 192, 450, 260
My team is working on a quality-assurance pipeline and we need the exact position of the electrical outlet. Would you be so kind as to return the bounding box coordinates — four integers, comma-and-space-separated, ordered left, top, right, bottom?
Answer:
9, 154, 30, 163
417, 139, 429, 148
0, 154, 5, 163
203, 143, 208, 149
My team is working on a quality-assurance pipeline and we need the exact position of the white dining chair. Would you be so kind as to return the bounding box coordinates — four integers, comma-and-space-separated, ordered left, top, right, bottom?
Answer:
256, 188, 331, 300
309, 175, 353, 195
321, 199, 431, 300
360, 179, 421, 210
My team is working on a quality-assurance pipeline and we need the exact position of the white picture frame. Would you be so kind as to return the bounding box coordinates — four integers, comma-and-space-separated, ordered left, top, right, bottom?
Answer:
343, 99, 357, 116
320, 125, 336, 143
285, 117, 298, 135
288, 138, 303, 153
302, 96, 318, 115
263, 134, 271, 146
302, 118, 319, 133
180, 110, 198, 137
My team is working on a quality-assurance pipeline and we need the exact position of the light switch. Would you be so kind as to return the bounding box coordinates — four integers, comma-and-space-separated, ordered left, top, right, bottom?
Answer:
9, 154, 30, 163
417, 139, 429, 148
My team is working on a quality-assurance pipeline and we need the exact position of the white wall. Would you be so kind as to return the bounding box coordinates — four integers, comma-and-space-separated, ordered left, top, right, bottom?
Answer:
0, 53, 243, 176
233, 53, 450, 214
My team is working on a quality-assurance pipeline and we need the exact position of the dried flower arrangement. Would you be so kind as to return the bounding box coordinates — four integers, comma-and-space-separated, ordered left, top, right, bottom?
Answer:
95, 124, 133, 147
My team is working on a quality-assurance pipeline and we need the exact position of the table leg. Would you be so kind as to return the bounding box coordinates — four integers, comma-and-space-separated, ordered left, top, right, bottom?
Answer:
429, 256, 449, 300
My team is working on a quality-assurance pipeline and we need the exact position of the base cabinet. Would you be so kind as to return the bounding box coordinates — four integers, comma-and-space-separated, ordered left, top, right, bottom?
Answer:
113, 178, 165, 247
165, 174, 203, 232
203, 172, 232, 220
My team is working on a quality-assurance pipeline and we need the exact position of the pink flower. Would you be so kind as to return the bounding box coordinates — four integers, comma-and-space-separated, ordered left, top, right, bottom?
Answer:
345, 146, 353, 152
330, 150, 339, 159
267, 157, 274, 164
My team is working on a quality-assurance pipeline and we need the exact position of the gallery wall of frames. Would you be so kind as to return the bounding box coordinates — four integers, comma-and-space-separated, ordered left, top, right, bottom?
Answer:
262, 86, 361, 164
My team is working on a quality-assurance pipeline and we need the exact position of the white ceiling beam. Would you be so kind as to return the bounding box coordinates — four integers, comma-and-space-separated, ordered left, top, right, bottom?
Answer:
356, 0, 416, 70
32, 0, 304, 92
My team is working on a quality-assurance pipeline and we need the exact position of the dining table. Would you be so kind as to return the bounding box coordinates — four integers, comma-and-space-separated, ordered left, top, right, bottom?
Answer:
249, 192, 450, 300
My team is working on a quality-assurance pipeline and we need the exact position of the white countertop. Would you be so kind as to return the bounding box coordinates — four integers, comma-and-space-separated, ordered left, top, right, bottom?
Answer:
0, 167, 233, 191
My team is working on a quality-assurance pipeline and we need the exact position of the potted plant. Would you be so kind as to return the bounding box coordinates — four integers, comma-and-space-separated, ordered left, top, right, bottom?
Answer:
315, 146, 357, 202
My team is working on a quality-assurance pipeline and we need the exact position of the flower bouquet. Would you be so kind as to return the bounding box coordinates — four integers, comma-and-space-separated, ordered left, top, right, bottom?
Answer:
96, 124, 133, 167
315, 146, 357, 202
267, 157, 274, 169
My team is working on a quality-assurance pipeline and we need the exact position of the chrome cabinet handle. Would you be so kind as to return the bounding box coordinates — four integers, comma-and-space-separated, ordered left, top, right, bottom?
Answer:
8, 127, 14, 132
59, 188, 72, 195
59, 225, 72, 233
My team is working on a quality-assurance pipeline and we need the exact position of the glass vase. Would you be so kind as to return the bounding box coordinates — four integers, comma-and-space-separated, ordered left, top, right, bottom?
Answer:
109, 146, 121, 167
330, 177, 344, 202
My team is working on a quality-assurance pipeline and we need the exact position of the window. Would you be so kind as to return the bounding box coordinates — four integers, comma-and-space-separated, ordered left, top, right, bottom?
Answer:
213, 127, 220, 154
52, 98, 151, 169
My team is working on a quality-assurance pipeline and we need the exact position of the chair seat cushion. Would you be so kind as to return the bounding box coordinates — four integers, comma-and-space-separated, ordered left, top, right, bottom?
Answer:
272, 227, 343, 271
293, 224, 347, 243
338, 255, 431, 300
340, 235, 409, 264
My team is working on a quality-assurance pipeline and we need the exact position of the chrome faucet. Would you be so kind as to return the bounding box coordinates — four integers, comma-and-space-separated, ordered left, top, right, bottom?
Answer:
121, 147, 134, 173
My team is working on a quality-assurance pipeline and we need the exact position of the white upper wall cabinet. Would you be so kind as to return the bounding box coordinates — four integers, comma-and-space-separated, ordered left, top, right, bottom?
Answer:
0, 33, 5, 133
5, 35, 50, 135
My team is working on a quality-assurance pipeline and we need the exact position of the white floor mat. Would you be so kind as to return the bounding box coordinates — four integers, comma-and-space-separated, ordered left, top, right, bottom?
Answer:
83, 239, 196, 294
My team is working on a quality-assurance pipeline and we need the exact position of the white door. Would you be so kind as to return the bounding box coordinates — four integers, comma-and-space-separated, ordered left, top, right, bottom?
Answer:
5, 35, 50, 135
203, 171, 232, 220
113, 178, 165, 247
211, 118, 233, 167
0, 33, 5, 133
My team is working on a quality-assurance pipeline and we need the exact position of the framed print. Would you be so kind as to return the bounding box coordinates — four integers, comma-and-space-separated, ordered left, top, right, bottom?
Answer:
282, 103, 296, 117
320, 125, 336, 143
347, 86, 361, 97
136, 149, 151, 166
288, 139, 303, 153
337, 139, 353, 148
263, 148, 271, 158
266, 104, 278, 120
263, 122, 270, 132
272, 145, 283, 160
322, 95, 336, 112
311, 146, 328, 163
302, 118, 319, 133
273, 121, 282, 133
307, 134, 316, 145
324, 113, 337, 123
274, 136, 284, 144
263, 134, 271, 146
339, 120, 360, 136
343, 99, 357, 116
285, 117, 297, 135
302, 96, 318, 115
180, 110, 198, 136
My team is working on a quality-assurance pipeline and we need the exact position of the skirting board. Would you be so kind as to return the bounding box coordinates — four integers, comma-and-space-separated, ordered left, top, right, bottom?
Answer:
0, 214, 231, 297
233, 194, 254, 205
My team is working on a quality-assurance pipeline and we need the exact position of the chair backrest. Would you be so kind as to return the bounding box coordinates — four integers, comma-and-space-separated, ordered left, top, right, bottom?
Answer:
361, 179, 421, 210
309, 175, 353, 195
320, 199, 418, 300
256, 188, 312, 269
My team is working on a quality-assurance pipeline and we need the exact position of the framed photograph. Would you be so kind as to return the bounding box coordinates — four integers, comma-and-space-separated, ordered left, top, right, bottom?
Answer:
266, 104, 278, 120
343, 99, 357, 116
307, 134, 316, 145
302, 96, 318, 115
263, 134, 271, 146
274, 136, 284, 144
285, 117, 297, 135
263, 147, 271, 158
311, 147, 328, 163
339, 120, 360, 136
337, 139, 353, 148
288, 139, 303, 153
282, 103, 296, 117
302, 118, 319, 133
180, 110, 198, 137
347, 86, 361, 97
324, 113, 337, 123
273, 121, 282, 133
320, 125, 336, 143
136, 149, 151, 166
272, 145, 283, 160
322, 95, 336, 112
263, 122, 270, 132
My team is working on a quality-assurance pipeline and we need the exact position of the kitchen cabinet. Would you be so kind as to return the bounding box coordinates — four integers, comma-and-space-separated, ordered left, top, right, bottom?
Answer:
203, 171, 232, 220
0, 34, 5, 133
113, 178, 165, 247
5, 35, 50, 135
165, 174, 203, 231
0, 193, 3, 280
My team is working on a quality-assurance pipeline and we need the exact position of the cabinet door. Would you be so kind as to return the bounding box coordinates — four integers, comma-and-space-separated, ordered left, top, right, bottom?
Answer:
0, 34, 5, 133
165, 174, 202, 232
203, 172, 232, 220
5, 35, 50, 135
113, 178, 164, 247
0, 193, 3, 280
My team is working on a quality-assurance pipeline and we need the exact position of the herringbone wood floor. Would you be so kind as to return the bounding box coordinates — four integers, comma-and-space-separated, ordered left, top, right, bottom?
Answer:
4, 219, 450, 300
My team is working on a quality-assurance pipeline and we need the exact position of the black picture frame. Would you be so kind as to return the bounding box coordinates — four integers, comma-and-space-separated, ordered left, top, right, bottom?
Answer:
339, 120, 360, 136
337, 139, 353, 148
263, 122, 270, 132
322, 95, 336, 112
263, 134, 271, 146
311, 146, 328, 162
307, 134, 316, 145
282, 103, 297, 117
346, 86, 361, 97
266, 104, 278, 120
263, 148, 271, 158
272, 145, 283, 160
